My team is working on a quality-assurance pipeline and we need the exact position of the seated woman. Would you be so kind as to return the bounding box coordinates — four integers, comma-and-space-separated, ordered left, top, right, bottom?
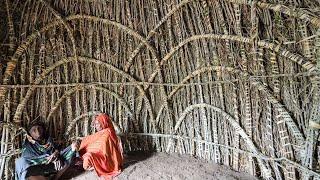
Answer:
15, 122, 78, 180
79, 113, 123, 179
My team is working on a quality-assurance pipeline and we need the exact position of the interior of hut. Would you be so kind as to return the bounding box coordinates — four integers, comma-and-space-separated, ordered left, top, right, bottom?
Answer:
0, 0, 320, 179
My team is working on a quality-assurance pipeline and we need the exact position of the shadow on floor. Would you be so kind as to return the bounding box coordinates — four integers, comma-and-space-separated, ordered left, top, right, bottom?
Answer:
122, 151, 154, 169
59, 151, 154, 179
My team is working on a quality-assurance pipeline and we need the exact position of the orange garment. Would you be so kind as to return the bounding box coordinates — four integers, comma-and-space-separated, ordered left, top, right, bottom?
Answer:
79, 114, 123, 180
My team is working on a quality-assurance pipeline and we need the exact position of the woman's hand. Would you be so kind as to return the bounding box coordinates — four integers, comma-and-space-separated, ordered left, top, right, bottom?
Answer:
26, 134, 36, 144
71, 140, 80, 151
47, 150, 59, 164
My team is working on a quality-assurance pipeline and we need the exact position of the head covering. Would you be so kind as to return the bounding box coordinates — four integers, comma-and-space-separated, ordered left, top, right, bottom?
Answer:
95, 114, 112, 129
95, 113, 117, 144
27, 122, 45, 134
80, 113, 123, 178
27, 121, 47, 142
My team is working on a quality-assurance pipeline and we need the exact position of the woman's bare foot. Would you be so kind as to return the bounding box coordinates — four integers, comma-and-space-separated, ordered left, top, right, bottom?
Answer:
83, 165, 94, 171
87, 166, 94, 171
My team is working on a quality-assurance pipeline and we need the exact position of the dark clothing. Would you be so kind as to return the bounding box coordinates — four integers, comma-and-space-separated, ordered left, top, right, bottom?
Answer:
15, 137, 76, 180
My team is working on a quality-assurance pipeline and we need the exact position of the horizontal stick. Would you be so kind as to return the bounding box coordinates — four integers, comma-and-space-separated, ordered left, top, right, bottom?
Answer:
0, 71, 318, 88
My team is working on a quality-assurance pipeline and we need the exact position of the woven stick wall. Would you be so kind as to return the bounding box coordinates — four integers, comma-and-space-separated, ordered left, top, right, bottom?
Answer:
0, 0, 319, 179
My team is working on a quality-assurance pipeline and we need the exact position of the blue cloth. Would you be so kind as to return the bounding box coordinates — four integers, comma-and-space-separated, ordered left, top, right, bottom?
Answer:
21, 137, 55, 164
15, 138, 76, 180
15, 157, 29, 180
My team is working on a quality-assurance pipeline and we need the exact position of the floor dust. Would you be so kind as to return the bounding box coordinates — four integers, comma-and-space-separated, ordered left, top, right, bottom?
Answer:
64, 152, 258, 180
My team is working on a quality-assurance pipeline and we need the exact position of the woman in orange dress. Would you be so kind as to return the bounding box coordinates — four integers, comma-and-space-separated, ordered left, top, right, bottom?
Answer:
79, 113, 123, 179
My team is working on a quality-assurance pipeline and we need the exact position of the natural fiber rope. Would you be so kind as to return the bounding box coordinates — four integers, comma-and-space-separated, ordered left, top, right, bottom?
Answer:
0, 71, 318, 88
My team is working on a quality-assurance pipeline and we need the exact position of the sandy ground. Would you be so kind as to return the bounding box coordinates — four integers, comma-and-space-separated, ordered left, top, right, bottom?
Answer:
63, 152, 257, 180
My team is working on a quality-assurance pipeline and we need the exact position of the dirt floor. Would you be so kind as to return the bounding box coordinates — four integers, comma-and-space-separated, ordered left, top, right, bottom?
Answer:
63, 152, 257, 180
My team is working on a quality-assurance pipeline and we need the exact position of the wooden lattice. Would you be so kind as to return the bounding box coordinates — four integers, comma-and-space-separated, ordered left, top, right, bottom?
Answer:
0, 0, 319, 179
